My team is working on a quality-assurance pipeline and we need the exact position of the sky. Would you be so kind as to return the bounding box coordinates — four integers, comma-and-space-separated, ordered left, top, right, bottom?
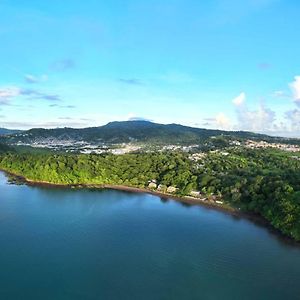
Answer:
0, 0, 300, 137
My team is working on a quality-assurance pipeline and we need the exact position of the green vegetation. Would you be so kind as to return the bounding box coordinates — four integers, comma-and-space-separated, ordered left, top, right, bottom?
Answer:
0, 128, 22, 136
0, 148, 299, 241
0, 143, 15, 153
2, 120, 299, 146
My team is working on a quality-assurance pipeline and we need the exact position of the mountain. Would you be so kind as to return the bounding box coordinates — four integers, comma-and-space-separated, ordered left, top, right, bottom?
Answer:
0, 120, 298, 146
0, 128, 22, 136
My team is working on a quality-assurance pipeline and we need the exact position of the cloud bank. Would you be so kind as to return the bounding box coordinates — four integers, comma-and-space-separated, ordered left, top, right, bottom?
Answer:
290, 76, 300, 106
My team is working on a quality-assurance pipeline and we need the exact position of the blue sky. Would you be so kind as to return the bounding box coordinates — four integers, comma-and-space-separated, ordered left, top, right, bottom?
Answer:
0, 0, 300, 136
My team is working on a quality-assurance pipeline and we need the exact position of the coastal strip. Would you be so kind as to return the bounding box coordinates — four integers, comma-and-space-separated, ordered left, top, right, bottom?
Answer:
0, 167, 235, 214
1, 168, 299, 245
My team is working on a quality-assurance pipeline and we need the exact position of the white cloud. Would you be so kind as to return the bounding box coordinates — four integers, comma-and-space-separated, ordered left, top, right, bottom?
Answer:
0, 87, 21, 105
0, 87, 20, 98
236, 106, 275, 132
215, 112, 231, 129
232, 92, 245, 106
273, 90, 289, 98
0, 86, 61, 104
289, 76, 300, 105
233, 94, 276, 132
201, 113, 231, 130
285, 109, 300, 131
24, 74, 48, 84
229, 84, 300, 136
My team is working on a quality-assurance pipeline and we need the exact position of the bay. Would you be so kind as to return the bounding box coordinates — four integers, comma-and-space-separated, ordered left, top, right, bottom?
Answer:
0, 171, 300, 300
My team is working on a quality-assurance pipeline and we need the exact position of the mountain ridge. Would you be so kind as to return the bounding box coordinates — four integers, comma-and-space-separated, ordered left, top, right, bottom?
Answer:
0, 128, 23, 136
1, 120, 299, 146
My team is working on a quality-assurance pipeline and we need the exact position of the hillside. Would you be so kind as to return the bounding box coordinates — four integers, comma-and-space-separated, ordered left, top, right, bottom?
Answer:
0, 143, 14, 153
1, 120, 296, 147
0, 128, 22, 136
1, 148, 300, 241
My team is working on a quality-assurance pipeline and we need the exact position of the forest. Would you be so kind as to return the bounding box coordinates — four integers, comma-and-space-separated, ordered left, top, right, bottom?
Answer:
0, 146, 299, 241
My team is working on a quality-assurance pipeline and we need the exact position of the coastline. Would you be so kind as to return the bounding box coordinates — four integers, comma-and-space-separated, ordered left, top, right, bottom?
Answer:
0, 167, 235, 214
1, 168, 299, 245
0, 167, 240, 214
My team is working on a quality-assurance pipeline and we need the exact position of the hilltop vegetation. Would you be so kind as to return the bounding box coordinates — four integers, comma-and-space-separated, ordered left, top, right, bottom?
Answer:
0, 148, 299, 241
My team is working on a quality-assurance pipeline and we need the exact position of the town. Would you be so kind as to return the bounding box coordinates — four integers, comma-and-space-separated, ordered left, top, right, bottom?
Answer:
10, 138, 300, 155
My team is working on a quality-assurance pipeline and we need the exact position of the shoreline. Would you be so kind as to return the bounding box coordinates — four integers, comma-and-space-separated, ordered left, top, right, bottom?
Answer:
0, 168, 236, 214
1, 168, 299, 245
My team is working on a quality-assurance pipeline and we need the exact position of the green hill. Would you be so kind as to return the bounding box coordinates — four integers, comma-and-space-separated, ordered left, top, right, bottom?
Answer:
1, 120, 299, 146
0, 128, 22, 136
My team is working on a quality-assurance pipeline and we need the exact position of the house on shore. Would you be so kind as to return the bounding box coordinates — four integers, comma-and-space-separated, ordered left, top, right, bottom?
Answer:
166, 186, 178, 194
148, 182, 157, 189
190, 190, 201, 198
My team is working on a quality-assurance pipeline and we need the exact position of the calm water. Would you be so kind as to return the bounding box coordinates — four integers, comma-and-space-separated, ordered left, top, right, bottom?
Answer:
0, 172, 300, 300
